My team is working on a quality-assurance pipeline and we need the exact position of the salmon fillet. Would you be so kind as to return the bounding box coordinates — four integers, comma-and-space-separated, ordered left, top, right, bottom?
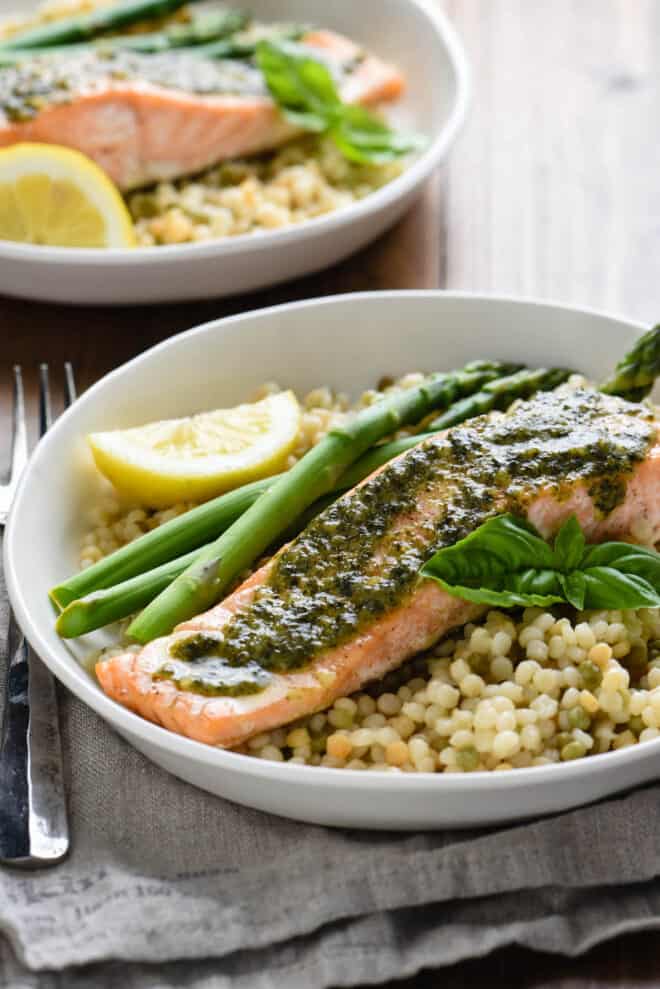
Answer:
96, 389, 660, 748
0, 30, 405, 189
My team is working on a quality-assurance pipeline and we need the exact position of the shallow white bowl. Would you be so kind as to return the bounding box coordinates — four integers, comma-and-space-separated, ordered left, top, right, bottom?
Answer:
0, 0, 469, 304
5, 292, 660, 829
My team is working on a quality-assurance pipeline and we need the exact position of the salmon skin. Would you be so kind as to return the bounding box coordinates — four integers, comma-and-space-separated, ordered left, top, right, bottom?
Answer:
0, 30, 405, 189
96, 388, 660, 748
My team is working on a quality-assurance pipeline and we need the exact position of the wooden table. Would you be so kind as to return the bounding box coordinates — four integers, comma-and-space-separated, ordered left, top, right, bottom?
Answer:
2, 0, 659, 983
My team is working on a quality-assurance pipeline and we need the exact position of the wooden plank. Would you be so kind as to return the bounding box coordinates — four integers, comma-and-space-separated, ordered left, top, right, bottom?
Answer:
445, 0, 660, 323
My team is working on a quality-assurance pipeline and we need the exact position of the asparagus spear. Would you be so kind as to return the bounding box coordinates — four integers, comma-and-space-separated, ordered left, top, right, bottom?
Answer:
100, 8, 248, 52
180, 23, 307, 59
428, 367, 573, 431
0, 0, 206, 49
50, 475, 272, 610
600, 325, 660, 402
56, 548, 201, 638
51, 359, 516, 617
0, 20, 302, 62
127, 368, 522, 642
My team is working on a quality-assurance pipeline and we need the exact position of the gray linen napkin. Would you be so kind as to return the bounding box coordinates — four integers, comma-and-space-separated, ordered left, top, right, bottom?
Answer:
2, 560, 660, 989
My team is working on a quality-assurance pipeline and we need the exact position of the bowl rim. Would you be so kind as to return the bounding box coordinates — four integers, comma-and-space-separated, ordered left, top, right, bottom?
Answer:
0, 0, 471, 266
5, 289, 659, 793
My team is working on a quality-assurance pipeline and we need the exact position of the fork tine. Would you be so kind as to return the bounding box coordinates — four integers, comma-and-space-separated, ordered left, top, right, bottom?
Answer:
38, 363, 52, 437
10, 365, 28, 488
63, 362, 77, 407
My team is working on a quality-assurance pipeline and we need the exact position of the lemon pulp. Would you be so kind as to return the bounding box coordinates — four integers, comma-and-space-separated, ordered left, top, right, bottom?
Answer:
88, 391, 302, 507
0, 143, 135, 248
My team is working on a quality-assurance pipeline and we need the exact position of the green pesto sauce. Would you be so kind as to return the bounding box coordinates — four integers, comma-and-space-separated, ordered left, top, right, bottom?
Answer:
165, 389, 656, 695
0, 49, 266, 122
155, 637, 271, 697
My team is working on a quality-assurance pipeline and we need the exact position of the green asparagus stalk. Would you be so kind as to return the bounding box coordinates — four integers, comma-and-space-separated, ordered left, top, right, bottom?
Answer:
0, 20, 302, 62
127, 367, 522, 642
0, 0, 205, 49
50, 359, 516, 618
180, 23, 307, 59
49, 475, 272, 610
56, 548, 200, 638
101, 7, 248, 52
600, 325, 660, 402
428, 367, 573, 431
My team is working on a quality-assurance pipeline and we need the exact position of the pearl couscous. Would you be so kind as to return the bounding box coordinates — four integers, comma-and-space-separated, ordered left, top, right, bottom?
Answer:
240, 606, 660, 772
84, 376, 659, 772
126, 135, 404, 247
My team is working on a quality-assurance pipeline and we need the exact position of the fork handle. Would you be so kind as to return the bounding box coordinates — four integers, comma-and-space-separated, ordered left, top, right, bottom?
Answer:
0, 627, 69, 867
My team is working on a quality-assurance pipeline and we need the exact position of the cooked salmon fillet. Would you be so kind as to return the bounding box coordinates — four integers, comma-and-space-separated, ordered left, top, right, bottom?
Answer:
96, 389, 660, 748
0, 30, 405, 189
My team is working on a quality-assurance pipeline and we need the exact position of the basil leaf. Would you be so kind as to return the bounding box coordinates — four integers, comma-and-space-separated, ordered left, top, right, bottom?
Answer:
553, 515, 585, 571
256, 40, 428, 163
421, 515, 563, 606
421, 514, 554, 588
580, 542, 660, 586
420, 572, 564, 610
255, 40, 339, 131
558, 570, 587, 610
330, 105, 427, 164
582, 567, 660, 609
420, 511, 660, 612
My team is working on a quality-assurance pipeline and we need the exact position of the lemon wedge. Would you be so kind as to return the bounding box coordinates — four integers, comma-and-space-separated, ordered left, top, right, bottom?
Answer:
0, 143, 136, 247
88, 391, 302, 507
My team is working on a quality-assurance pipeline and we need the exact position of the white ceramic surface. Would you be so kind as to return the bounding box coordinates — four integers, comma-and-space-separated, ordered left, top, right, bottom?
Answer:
0, 0, 470, 304
5, 292, 660, 829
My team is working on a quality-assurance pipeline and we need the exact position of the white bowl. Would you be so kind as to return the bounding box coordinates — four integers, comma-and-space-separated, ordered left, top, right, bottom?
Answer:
5, 292, 660, 829
0, 0, 469, 304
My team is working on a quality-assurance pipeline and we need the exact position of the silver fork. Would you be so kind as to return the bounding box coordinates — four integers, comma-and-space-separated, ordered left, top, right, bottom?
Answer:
0, 364, 74, 867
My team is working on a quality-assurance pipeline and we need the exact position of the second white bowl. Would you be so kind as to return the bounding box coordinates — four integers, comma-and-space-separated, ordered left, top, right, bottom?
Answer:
0, 0, 470, 304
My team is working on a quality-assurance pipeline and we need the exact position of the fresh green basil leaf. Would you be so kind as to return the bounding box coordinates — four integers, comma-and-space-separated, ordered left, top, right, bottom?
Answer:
256, 39, 427, 164
420, 515, 564, 606
580, 542, 660, 586
335, 105, 426, 149
329, 127, 401, 164
553, 515, 585, 571
256, 39, 340, 131
558, 570, 587, 610
330, 104, 427, 164
582, 567, 660, 609
419, 572, 563, 610
275, 107, 328, 131
421, 513, 554, 588
420, 511, 660, 613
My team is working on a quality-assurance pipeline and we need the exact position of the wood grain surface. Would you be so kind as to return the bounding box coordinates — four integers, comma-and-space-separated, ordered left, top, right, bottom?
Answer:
2, 0, 660, 984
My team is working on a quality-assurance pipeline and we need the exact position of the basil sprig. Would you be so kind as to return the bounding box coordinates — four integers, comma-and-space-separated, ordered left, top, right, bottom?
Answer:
421, 514, 660, 611
255, 39, 427, 164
